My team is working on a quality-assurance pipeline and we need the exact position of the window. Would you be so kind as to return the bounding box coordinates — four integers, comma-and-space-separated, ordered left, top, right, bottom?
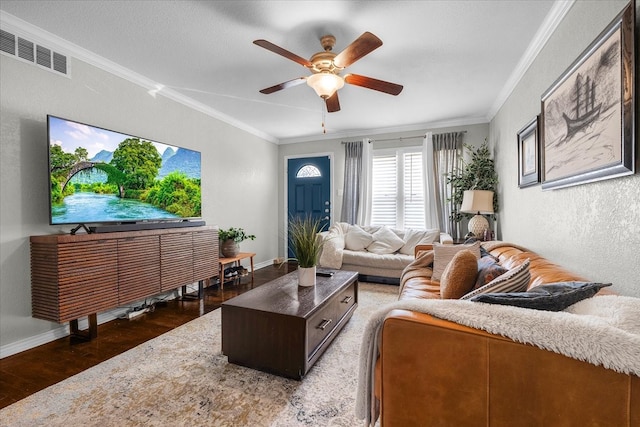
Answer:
371, 149, 425, 229
296, 165, 321, 178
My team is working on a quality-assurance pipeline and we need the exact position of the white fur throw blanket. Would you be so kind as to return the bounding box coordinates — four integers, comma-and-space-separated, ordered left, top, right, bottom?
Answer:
355, 294, 640, 425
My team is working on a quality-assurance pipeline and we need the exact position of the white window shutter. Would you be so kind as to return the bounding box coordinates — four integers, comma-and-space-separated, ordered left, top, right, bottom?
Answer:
371, 150, 426, 230
371, 154, 397, 227
403, 152, 425, 229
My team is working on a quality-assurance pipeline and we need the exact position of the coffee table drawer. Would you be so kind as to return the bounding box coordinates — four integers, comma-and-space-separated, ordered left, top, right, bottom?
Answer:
335, 281, 356, 320
307, 300, 337, 355
307, 280, 357, 356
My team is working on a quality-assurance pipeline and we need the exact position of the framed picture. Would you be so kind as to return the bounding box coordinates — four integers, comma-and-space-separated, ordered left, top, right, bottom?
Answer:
517, 116, 540, 188
540, 2, 635, 190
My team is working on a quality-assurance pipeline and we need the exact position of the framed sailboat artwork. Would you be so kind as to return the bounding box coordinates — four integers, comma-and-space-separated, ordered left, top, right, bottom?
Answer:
540, 1, 635, 190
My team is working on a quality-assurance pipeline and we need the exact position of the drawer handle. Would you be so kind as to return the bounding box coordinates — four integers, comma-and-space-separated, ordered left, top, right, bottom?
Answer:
341, 295, 352, 304
317, 318, 332, 330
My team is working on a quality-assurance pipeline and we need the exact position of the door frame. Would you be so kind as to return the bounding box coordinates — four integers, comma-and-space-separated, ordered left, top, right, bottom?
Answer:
283, 152, 334, 259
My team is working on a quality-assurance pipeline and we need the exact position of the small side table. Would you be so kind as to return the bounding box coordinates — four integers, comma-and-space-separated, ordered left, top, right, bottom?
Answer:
219, 252, 255, 289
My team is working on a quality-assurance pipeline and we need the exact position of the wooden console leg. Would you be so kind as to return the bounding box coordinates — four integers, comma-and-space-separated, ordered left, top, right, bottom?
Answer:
69, 313, 98, 341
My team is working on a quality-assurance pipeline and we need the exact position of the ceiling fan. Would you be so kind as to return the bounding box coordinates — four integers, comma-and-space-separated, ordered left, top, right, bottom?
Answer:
253, 32, 403, 113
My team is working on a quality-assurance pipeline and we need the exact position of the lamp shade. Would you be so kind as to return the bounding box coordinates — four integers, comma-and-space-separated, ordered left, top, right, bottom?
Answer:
460, 190, 494, 214
306, 72, 344, 98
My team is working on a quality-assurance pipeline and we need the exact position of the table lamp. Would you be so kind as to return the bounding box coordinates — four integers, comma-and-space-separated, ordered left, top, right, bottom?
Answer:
460, 190, 494, 238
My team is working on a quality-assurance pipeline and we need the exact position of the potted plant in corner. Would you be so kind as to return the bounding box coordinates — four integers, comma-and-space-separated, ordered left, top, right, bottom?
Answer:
288, 215, 324, 287
219, 227, 256, 258
447, 139, 499, 239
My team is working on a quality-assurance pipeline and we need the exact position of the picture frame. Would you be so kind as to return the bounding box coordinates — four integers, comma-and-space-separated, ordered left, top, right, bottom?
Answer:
540, 2, 635, 190
517, 116, 540, 188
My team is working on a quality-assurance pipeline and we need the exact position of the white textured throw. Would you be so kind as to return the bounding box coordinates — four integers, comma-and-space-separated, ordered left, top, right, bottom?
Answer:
355, 295, 640, 425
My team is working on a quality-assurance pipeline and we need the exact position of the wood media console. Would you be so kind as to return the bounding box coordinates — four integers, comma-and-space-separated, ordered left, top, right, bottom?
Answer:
30, 225, 218, 340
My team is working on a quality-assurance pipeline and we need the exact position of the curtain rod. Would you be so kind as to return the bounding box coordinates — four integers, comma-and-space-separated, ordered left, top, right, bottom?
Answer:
369, 130, 467, 143
341, 130, 467, 144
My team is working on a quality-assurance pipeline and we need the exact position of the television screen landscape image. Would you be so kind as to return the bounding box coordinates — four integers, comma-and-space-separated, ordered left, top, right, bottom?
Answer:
47, 115, 202, 226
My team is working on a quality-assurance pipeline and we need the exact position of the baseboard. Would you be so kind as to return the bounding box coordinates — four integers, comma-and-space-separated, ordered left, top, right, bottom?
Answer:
0, 309, 127, 359
253, 259, 272, 271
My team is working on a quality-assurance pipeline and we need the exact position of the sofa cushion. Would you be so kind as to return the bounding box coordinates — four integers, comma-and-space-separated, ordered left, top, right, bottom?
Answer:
366, 226, 405, 255
343, 249, 414, 270
474, 257, 508, 290
432, 241, 481, 281
468, 281, 612, 311
440, 250, 479, 299
461, 259, 531, 300
398, 228, 440, 255
345, 225, 374, 251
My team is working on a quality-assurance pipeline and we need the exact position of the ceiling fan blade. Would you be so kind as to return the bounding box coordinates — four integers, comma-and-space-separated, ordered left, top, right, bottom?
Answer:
325, 92, 341, 113
333, 32, 383, 68
259, 77, 307, 94
344, 74, 403, 95
253, 39, 312, 68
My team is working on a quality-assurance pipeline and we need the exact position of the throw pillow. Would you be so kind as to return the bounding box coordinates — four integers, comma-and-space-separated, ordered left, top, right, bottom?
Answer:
474, 257, 508, 290
398, 228, 440, 255
366, 226, 405, 255
468, 281, 612, 311
344, 225, 374, 251
432, 241, 481, 281
440, 250, 479, 299
461, 258, 531, 300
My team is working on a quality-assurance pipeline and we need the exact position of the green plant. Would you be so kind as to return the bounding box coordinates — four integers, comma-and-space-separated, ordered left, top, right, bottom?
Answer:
447, 140, 499, 224
288, 215, 325, 268
219, 227, 256, 243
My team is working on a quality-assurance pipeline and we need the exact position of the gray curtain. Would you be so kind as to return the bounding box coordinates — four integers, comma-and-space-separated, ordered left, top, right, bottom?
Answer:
432, 132, 463, 237
340, 141, 363, 224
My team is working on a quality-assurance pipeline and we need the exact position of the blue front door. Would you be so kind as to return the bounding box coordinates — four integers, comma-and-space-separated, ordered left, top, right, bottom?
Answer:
287, 156, 331, 258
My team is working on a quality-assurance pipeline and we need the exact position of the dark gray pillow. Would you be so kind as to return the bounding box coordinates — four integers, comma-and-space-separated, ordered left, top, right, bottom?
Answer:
469, 281, 612, 311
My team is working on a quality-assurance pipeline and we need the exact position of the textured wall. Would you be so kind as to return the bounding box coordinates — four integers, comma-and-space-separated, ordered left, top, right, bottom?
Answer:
491, 0, 639, 297
0, 55, 278, 352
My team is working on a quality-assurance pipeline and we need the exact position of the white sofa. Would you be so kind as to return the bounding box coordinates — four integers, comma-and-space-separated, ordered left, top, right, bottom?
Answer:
318, 222, 452, 283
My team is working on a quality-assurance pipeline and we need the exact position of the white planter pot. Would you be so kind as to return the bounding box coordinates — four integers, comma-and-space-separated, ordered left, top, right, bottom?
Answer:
297, 266, 316, 287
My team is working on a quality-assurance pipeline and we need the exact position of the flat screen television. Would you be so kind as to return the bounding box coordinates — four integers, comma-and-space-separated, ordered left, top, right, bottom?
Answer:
47, 115, 202, 229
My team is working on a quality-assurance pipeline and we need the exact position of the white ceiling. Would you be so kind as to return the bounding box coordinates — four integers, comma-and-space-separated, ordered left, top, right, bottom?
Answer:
0, 0, 564, 143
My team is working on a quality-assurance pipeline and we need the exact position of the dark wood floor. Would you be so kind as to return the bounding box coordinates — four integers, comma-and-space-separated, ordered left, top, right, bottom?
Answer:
0, 262, 298, 410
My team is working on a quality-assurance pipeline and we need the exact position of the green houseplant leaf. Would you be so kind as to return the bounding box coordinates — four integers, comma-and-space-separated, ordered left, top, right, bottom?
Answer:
288, 215, 325, 268
447, 140, 499, 224
218, 227, 256, 243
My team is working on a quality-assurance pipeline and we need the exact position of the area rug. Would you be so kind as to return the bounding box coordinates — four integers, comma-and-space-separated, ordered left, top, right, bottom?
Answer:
0, 283, 397, 427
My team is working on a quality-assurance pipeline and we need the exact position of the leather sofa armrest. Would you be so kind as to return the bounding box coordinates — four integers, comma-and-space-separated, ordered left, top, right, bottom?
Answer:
377, 309, 637, 427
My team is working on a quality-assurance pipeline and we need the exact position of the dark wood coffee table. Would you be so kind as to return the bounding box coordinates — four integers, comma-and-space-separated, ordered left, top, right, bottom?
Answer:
221, 269, 358, 379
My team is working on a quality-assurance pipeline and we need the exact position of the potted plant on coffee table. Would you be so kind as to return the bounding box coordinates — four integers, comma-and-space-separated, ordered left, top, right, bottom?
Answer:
288, 215, 324, 287
219, 227, 256, 258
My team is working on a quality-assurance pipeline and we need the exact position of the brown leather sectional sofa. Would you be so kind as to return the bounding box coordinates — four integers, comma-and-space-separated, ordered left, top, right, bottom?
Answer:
374, 242, 640, 426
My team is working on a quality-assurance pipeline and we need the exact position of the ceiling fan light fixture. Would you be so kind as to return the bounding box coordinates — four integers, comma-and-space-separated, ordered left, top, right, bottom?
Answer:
307, 72, 344, 99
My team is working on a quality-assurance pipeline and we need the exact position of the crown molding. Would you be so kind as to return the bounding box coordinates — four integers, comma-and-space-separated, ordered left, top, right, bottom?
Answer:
486, 0, 575, 120
0, 11, 278, 144
278, 116, 488, 145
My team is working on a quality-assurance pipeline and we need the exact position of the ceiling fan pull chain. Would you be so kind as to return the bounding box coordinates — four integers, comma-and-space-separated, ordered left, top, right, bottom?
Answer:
322, 101, 327, 134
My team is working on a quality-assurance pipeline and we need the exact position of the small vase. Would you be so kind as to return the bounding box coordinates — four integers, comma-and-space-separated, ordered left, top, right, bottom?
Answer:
297, 266, 316, 287
220, 239, 240, 258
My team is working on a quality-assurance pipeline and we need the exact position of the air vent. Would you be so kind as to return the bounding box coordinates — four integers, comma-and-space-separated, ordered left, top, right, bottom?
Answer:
17, 37, 34, 62
0, 29, 15, 55
36, 45, 51, 68
0, 29, 69, 76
